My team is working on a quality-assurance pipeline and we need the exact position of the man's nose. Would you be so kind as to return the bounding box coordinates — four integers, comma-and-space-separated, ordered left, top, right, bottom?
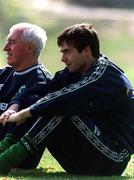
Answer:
3, 43, 9, 51
61, 54, 67, 63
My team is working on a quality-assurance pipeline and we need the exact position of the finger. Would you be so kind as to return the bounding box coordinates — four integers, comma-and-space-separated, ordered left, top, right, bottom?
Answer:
3, 117, 8, 126
0, 115, 6, 123
3, 114, 16, 126
5, 113, 12, 120
0, 117, 3, 123
7, 113, 20, 123
0, 119, 4, 123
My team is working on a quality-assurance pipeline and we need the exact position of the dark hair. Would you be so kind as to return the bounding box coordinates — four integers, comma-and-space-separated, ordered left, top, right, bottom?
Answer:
57, 23, 100, 58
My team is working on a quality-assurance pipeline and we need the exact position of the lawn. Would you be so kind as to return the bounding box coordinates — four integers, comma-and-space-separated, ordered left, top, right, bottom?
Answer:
1, 149, 133, 180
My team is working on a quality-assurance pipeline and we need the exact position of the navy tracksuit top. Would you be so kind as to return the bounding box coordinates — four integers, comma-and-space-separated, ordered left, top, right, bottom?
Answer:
12, 55, 134, 154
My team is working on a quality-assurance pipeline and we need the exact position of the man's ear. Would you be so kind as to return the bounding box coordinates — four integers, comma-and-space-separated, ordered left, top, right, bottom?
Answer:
28, 43, 35, 52
83, 46, 91, 55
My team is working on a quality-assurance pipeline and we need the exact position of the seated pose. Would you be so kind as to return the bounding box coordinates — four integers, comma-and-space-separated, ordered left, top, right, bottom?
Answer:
0, 22, 52, 169
0, 23, 134, 175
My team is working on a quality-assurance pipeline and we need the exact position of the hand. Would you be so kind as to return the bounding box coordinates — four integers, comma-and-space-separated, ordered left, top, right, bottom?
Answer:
0, 104, 19, 124
0, 110, 16, 124
3, 107, 32, 126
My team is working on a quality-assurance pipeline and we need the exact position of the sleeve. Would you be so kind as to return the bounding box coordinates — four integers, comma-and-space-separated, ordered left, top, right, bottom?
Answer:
0, 69, 3, 73
29, 65, 130, 117
10, 70, 65, 108
29, 75, 97, 117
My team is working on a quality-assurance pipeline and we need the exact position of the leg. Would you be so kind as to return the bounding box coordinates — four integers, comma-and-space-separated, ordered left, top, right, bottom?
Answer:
0, 115, 63, 174
0, 94, 45, 169
15, 115, 64, 169
0, 114, 130, 175
0, 124, 17, 154
7, 117, 46, 169
0, 117, 46, 169
47, 115, 130, 175
70, 115, 130, 175
0, 124, 10, 141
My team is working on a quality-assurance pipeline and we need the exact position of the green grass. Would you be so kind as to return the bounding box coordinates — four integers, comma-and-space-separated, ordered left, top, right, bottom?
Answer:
1, 149, 133, 180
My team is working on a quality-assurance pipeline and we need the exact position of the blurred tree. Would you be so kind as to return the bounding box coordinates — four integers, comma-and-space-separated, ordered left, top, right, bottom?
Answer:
0, 0, 34, 37
66, 0, 134, 8
0, 0, 34, 66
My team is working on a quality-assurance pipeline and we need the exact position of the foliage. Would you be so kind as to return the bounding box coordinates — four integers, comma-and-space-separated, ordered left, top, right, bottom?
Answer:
0, 2, 133, 65
66, 0, 134, 8
0, 1, 134, 76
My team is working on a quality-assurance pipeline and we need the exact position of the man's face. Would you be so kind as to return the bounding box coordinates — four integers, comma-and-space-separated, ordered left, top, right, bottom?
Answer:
60, 41, 90, 74
3, 29, 30, 70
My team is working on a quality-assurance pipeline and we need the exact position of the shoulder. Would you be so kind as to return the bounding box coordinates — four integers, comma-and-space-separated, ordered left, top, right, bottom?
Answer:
99, 54, 124, 74
0, 66, 14, 75
37, 63, 53, 79
95, 54, 125, 78
97, 55, 132, 88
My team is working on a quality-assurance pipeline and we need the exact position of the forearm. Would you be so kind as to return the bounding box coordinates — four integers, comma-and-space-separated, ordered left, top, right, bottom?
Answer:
19, 107, 32, 119
29, 84, 91, 117
3, 107, 32, 126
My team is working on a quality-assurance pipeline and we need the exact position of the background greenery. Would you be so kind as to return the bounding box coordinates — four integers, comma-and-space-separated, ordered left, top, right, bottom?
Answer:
0, 0, 133, 179
67, 0, 134, 8
0, 1, 134, 78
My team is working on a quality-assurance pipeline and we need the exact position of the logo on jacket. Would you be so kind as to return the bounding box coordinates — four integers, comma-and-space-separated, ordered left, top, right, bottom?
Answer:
94, 125, 101, 136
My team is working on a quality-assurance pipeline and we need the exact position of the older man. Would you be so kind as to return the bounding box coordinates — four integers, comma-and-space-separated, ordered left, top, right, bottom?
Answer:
0, 22, 52, 169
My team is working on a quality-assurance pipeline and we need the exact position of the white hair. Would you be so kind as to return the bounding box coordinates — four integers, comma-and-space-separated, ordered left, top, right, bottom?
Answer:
10, 22, 47, 59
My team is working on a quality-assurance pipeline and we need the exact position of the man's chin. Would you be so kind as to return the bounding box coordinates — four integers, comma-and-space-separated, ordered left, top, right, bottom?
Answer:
68, 67, 77, 73
68, 69, 73, 72
7, 61, 13, 66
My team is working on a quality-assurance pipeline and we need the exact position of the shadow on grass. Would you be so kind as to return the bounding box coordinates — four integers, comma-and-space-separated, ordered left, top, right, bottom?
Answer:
10, 167, 65, 177
8, 167, 133, 180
